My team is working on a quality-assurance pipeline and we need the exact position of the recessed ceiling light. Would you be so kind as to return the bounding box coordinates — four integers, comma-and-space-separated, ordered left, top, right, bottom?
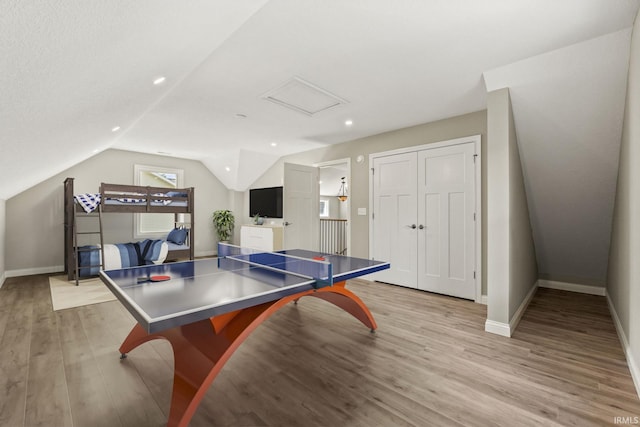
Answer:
92, 149, 99, 153
225, 166, 231, 172
319, 180, 323, 184
153, 76, 166, 85
345, 119, 353, 126
111, 126, 121, 132
270, 142, 277, 147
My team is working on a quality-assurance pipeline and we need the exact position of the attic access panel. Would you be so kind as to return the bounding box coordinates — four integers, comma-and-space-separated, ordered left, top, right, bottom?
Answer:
262, 76, 348, 116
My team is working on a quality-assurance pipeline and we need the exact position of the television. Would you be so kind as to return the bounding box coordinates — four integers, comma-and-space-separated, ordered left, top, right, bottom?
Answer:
249, 186, 283, 218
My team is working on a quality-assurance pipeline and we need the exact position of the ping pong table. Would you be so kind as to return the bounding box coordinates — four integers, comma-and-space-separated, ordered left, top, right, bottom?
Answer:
100, 243, 389, 427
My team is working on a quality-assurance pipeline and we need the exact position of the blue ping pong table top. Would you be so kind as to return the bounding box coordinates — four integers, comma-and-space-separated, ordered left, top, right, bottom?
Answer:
100, 250, 389, 334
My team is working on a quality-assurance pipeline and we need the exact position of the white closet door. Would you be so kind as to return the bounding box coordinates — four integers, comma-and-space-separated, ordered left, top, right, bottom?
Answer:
417, 143, 476, 299
371, 152, 418, 288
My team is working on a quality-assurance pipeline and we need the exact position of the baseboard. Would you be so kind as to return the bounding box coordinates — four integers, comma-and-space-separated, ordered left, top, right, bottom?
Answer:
480, 294, 487, 305
195, 250, 216, 258
485, 319, 511, 337
538, 279, 606, 296
484, 281, 537, 338
0, 271, 5, 289
606, 290, 640, 400
509, 281, 538, 333
5, 265, 64, 278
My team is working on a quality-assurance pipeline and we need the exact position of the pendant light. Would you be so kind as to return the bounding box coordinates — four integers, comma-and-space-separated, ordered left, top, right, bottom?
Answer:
337, 177, 348, 202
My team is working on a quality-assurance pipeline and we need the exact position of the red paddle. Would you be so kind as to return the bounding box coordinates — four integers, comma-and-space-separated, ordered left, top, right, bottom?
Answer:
150, 275, 171, 282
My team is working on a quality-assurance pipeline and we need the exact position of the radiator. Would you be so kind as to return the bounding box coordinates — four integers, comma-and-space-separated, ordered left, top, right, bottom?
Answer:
320, 219, 347, 255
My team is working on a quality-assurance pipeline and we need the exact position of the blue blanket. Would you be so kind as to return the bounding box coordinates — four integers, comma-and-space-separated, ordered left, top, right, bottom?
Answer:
78, 239, 166, 277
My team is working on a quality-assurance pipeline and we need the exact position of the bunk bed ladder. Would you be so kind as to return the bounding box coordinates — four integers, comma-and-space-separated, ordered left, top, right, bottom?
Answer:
72, 205, 105, 285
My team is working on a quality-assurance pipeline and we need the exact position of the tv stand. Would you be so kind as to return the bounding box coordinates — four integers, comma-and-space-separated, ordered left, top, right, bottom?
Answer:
240, 224, 284, 251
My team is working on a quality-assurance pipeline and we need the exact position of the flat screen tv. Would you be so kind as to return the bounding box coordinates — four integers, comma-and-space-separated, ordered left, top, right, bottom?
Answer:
249, 186, 283, 218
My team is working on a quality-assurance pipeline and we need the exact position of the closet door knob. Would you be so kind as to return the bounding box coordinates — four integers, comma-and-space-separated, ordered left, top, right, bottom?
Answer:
407, 224, 417, 229
418, 225, 424, 230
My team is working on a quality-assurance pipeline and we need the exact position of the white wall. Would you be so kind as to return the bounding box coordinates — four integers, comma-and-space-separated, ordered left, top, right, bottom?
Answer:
607, 7, 640, 396
0, 199, 5, 287
5, 149, 231, 273
486, 88, 538, 336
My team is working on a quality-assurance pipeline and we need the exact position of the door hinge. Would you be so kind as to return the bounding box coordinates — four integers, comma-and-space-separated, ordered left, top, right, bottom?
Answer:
473, 271, 476, 279
372, 212, 375, 220
473, 212, 476, 221
371, 167, 375, 175
473, 154, 478, 163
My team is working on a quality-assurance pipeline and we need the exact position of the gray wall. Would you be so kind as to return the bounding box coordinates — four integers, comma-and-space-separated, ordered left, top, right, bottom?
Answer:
487, 89, 511, 324
487, 88, 538, 327
251, 110, 488, 293
507, 90, 538, 319
0, 199, 5, 285
319, 196, 342, 219
607, 6, 640, 389
227, 189, 245, 246
5, 149, 231, 272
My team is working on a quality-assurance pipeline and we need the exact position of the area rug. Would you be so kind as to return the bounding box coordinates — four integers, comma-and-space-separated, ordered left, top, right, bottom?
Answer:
49, 275, 116, 311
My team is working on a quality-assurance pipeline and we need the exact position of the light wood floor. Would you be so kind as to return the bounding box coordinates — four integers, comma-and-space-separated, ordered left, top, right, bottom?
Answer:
0, 275, 638, 427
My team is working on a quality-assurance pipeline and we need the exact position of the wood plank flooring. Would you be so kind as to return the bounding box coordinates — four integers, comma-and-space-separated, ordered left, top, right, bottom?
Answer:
0, 275, 638, 426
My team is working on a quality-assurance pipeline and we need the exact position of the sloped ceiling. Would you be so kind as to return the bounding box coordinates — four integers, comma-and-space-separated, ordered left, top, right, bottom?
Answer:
2, 0, 639, 198
0, 0, 270, 198
484, 29, 632, 285
1, 0, 639, 284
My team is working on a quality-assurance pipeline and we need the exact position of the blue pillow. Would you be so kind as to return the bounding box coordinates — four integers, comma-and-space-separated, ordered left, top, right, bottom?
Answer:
167, 228, 188, 245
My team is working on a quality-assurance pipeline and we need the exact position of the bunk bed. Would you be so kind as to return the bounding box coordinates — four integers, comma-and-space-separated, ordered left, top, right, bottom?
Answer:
64, 177, 195, 282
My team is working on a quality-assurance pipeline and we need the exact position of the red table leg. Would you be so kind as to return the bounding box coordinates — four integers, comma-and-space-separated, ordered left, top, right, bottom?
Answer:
307, 281, 377, 331
118, 281, 376, 427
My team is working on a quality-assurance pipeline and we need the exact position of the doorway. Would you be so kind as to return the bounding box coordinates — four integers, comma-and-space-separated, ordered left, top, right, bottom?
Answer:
318, 159, 351, 256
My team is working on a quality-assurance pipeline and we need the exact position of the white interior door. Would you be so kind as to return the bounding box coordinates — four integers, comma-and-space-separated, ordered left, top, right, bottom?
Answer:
371, 152, 418, 288
283, 163, 319, 250
418, 143, 476, 299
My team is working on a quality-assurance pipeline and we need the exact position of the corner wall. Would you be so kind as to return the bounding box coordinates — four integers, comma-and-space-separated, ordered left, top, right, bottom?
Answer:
486, 88, 538, 336
607, 7, 640, 396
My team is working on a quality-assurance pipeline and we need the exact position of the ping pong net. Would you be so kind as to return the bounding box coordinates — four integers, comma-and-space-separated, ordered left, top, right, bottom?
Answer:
218, 243, 333, 288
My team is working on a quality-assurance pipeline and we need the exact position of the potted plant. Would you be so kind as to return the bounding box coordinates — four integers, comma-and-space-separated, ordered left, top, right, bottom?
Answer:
212, 209, 235, 242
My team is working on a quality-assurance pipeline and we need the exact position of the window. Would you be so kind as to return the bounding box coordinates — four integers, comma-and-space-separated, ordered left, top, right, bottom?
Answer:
319, 199, 329, 218
134, 164, 184, 238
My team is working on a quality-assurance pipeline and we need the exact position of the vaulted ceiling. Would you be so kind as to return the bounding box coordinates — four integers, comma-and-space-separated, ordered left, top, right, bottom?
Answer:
2, 0, 639, 284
